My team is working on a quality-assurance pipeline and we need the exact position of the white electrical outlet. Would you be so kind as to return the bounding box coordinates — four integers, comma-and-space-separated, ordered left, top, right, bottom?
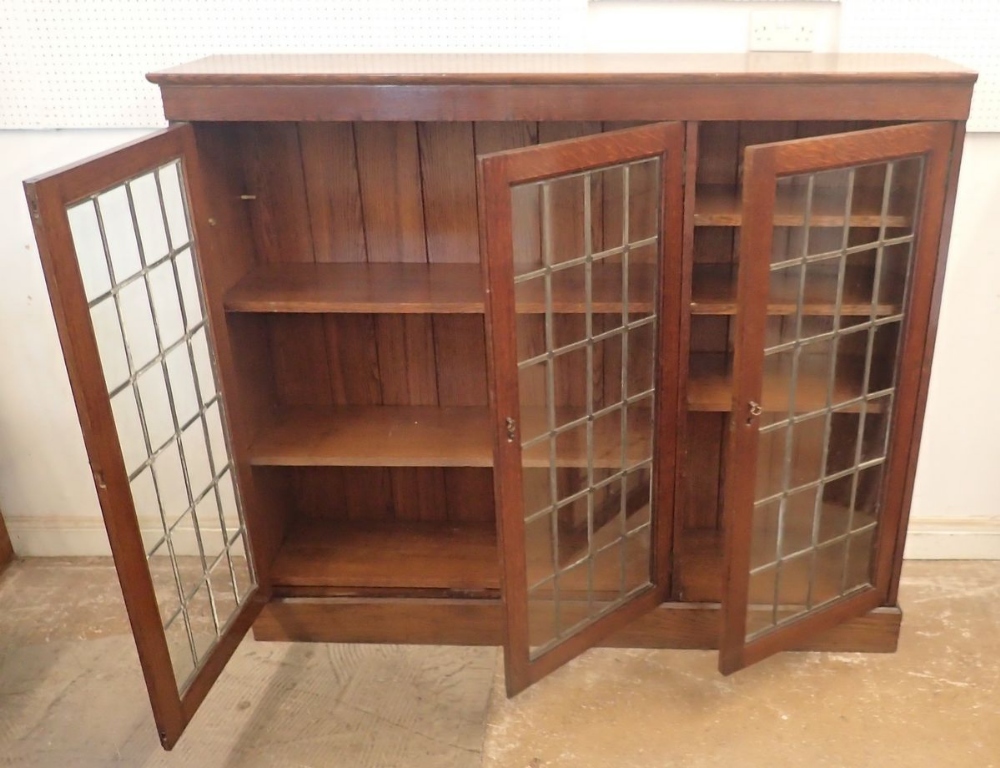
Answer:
749, 10, 817, 52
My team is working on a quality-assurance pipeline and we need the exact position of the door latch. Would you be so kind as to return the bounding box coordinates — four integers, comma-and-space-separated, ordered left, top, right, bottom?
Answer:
747, 400, 762, 425
505, 417, 517, 442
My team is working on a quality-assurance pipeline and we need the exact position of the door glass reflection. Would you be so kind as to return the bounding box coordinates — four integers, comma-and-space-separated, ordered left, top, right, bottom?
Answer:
512, 158, 662, 659
746, 156, 923, 640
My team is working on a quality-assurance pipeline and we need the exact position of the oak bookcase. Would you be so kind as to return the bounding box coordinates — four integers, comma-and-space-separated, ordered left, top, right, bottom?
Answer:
24, 53, 975, 748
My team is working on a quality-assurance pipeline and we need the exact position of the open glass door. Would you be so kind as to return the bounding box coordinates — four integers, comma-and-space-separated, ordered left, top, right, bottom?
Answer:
24, 125, 263, 748
719, 122, 954, 674
479, 122, 685, 694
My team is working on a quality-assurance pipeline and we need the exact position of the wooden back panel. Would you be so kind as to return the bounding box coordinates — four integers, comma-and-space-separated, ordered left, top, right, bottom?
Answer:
217, 121, 521, 525
216, 119, 681, 528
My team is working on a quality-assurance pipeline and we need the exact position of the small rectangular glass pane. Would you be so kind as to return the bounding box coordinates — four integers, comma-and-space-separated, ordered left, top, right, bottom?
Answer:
97, 184, 142, 282
513, 157, 662, 660
175, 249, 204, 329
67, 200, 111, 302
228, 534, 254, 603
129, 173, 170, 263
92, 298, 130, 392
67, 160, 256, 692
164, 613, 196, 689
159, 161, 191, 247
745, 155, 924, 642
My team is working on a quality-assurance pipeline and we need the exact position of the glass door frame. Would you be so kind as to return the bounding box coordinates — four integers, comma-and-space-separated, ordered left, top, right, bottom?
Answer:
23, 125, 267, 748
719, 122, 955, 675
479, 122, 686, 695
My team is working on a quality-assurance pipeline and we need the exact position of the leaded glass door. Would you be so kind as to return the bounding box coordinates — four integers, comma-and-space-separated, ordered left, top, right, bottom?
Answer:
719, 122, 954, 674
24, 125, 263, 748
479, 122, 685, 694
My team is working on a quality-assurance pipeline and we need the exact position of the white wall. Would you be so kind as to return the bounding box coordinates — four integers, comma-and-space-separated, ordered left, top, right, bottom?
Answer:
904, 133, 1000, 557
0, 130, 150, 553
1, 0, 998, 558
586, 1, 840, 53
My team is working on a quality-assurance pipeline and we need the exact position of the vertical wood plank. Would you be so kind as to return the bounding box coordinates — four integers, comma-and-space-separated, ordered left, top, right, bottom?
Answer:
355, 122, 428, 264
434, 315, 488, 406
238, 123, 316, 263
474, 121, 539, 155
392, 467, 451, 522
269, 315, 334, 406
418, 122, 481, 264
344, 468, 395, 522
444, 468, 496, 523
374, 311, 445, 521
697, 122, 740, 187
300, 122, 389, 522
324, 310, 391, 524
420, 122, 489, 523
355, 121, 443, 520
671, 120, 700, 602
375, 314, 439, 406
238, 123, 336, 409
325, 314, 383, 405
299, 122, 368, 263
290, 467, 349, 521
684, 413, 725, 529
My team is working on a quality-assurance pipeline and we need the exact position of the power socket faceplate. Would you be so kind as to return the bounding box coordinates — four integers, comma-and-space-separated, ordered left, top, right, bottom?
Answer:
749, 9, 817, 52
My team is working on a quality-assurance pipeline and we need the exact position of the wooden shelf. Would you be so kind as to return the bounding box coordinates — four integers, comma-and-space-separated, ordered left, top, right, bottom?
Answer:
227, 260, 900, 318
271, 519, 499, 593
249, 406, 493, 467
225, 262, 661, 316
691, 263, 902, 317
224, 263, 485, 314
688, 352, 875, 413
693, 184, 912, 228
248, 405, 652, 468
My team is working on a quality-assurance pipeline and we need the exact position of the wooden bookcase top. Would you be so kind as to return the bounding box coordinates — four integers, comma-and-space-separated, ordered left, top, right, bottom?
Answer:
147, 54, 976, 122
148, 53, 976, 86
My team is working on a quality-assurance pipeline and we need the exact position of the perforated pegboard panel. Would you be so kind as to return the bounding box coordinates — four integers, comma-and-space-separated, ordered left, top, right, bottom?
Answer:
840, 0, 997, 132
1, 1, 994, 130
0, 0, 582, 129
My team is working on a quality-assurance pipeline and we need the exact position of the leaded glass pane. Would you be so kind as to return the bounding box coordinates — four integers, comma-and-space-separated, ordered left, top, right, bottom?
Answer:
745, 155, 924, 641
512, 157, 661, 660
65, 159, 256, 691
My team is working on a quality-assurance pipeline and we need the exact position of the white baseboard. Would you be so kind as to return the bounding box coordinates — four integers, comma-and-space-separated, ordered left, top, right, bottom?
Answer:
5, 515, 229, 558
901, 518, 1000, 560
6, 515, 1000, 560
